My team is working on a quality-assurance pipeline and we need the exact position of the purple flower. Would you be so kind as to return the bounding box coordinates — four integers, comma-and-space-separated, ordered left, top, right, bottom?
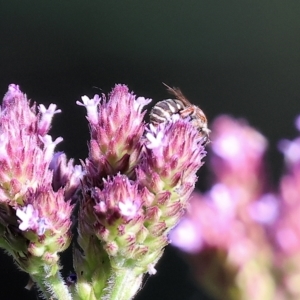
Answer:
76, 94, 100, 124
274, 117, 300, 258
0, 83, 209, 300
210, 115, 268, 191
91, 174, 146, 257
50, 151, 84, 199
78, 85, 151, 181
0, 84, 75, 276
0, 84, 60, 205
21, 188, 73, 251
16, 204, 47, 235
170, 115, 276, 300
248, 194, 279, 225
139, 116, 205, 196
75, 84, 207, 299
38, 103, 62, 136
93, 174, 143, 223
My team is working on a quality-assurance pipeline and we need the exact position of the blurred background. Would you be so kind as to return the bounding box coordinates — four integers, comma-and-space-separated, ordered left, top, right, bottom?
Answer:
1, 1, 300, 299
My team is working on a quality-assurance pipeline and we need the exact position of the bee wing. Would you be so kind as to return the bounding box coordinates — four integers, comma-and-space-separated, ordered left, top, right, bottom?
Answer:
162, 83, 192, 106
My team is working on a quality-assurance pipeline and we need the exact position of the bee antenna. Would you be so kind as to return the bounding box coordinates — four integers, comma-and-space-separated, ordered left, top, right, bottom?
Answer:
92, 86, 102, 91
162, 82, 172, 89
162, 82, 178, 94
162, 82, 185, 100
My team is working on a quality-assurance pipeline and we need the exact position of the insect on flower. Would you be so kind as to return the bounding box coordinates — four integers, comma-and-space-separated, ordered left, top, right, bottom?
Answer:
150, 83, 210, 145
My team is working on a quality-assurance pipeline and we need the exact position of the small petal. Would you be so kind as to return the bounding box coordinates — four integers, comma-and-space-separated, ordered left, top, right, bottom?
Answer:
38, 104, 61, 136
134, 97, 152, 112
83, 84, 150, 177
77, 95, 100, 124
147, 264, 157, 275
40, 135, 63, 163
145, 130, 165, 150
16, 204, 49, 235
118, 200, 139, 219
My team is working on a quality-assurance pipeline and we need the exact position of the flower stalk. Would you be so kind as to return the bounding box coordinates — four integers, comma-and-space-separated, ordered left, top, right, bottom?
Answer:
32, 270, 72, 300
106, 269, 143, 300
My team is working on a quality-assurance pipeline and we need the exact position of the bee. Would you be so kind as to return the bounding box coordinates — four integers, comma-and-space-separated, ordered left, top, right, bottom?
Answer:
150, 83, 210, 145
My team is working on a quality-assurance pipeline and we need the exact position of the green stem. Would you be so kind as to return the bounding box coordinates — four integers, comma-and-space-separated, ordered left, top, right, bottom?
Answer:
31, 275, 53, 299
107, 269, 143, 300
75, 281, 97, 300
34, 270, 72, 300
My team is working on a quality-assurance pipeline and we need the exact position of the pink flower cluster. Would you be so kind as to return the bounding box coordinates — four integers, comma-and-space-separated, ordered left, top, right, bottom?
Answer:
75, 85, 206, 296
0, 85, 81, 262
0, 83, 207, 299
171, 115, 300, 300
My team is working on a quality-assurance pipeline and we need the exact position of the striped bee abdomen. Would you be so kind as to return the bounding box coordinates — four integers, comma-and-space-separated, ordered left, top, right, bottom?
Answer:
149, 99, 185, 125
150, 84, 210, 145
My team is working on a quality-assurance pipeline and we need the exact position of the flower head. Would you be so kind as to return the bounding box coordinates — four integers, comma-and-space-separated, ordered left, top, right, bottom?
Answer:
0, 85, 62, 205
170, 115, 276, 300
210, 115, 267, 184
50, 151, 84, 199
75, 85, 207, 299
139, 116, 206, 196
91, 175, 147, 259
0, 84, 74, 277
78, 85, 151, 181
93, 174, 143, 224
209, 115, 269, 207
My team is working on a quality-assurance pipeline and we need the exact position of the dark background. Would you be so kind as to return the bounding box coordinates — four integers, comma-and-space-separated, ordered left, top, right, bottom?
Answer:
1, 1, 300, 299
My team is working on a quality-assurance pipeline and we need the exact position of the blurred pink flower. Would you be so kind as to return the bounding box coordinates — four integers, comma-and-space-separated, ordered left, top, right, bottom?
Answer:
210, 115, 268, 197
275, 117, 300, 257
171, 114, 276, 300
